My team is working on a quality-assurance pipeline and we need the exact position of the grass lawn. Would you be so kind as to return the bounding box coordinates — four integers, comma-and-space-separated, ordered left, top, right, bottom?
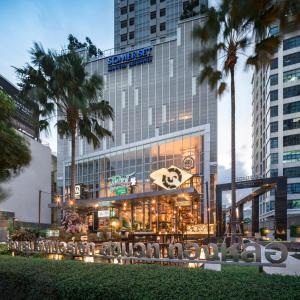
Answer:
0, 255, 299, 300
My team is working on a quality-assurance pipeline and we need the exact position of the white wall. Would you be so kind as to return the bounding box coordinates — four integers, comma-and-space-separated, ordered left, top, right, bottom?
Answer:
0, 134, 52, 224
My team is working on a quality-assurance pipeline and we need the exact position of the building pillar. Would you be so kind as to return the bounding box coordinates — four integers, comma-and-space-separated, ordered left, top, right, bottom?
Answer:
216, 186, 223, 237
252, 196, 259, 237
275, 177, 287, 240
238, 203, 244, 235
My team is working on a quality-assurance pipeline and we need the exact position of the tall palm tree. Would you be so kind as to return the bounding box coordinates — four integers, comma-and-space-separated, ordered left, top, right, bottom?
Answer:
15, 42, 113, 203
193, 0, 280, 243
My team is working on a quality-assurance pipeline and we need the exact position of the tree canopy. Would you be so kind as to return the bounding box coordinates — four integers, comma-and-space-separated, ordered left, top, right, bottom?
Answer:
0, 90, 31, 200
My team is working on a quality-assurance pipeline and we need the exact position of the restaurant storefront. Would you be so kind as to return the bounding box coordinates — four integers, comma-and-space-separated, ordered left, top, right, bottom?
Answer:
58, 127, 215, 238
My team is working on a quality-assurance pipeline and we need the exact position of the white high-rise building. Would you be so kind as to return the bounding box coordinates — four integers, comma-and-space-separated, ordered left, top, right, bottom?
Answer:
252, 24, 300, 232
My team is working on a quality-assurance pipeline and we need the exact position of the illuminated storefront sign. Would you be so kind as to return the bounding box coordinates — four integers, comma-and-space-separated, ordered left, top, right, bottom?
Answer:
110, 173, 136, 195
150, 166, 193, 190
9, 240, 288, 267
75, 185, 81, 199
182, 156, 195, 170
98, 210, 110, 218
107, 47, 153, 72
186, 224, 215, 235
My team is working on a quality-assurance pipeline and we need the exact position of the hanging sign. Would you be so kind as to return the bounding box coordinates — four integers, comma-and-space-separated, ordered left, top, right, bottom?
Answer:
150, 165, 193, 190
75, 185, 81, 199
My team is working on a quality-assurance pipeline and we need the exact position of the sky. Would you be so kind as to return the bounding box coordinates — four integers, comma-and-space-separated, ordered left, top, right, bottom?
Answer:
0, 0, 253, 187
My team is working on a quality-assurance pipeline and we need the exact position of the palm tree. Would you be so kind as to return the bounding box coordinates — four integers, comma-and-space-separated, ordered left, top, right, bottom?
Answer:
193, 0, 280, 243
15, 41, 113, 203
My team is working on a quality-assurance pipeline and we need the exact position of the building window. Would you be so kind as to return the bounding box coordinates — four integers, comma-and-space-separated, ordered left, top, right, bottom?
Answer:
160, 0, 166, 2
160, 22, 166, 31
287, 183, 300, 193
129, 4, 135, 12
129, 18, 135, 26
269, 74, 278, 86
283, 35, 300, 51
121, 20, 127, 28
283, 134, 300, 146
283, 68, 300, 83
283, 117, 300, 130
268, 25, 279, 37
270, 58, 278, 70
288, 200, 300, 209
270, 169, 278, 177
270, 137, 278, 148
283, 52, 300, 67
129, 31, 134, 39
121, 34, 127, 42
151, 25, 156, 34
284, 151, 300, 163
270, 153, 278, 164
122, 91, 126, 108
270, 105, 278, 117
284, 166, 300, 178
269, 90, 278, 101
284, 101, 300, 114
283, 84, 300, 98
160, 8, 166, 17
270, 121, 278, 133
150, 0, 156, 5
120, 6, 127, 15
150, 11, 156, 19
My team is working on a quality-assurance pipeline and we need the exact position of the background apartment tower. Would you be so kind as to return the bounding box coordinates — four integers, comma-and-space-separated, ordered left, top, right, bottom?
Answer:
252, 24, 300, 234
114, 0, 207, 50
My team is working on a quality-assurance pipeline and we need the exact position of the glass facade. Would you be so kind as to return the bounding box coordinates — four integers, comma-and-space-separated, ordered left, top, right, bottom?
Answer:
64, 133, 204, 198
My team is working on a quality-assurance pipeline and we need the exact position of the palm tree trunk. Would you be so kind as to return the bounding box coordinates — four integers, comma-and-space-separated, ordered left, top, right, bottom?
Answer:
230, 66, 237, 244
70, 128, 76, 202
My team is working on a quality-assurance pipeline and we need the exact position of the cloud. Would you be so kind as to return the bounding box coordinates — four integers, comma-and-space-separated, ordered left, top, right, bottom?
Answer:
218, 160, 252, 206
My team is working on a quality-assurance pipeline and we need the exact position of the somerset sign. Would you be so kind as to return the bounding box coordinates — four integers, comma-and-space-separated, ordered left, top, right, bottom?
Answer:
107, 47, 153, 72
9, 240, 288, 267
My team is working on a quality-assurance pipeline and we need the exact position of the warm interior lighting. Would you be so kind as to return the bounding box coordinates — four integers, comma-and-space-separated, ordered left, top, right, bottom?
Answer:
69, 200, 74, 206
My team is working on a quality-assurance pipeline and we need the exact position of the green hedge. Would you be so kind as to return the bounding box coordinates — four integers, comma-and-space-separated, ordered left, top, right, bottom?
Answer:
0, 255, 300, 300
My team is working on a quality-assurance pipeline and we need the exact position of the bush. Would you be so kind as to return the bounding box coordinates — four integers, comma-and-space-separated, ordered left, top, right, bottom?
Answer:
0, 255, 299, 299
10, 228, 36, 241
0, 244, 9, 255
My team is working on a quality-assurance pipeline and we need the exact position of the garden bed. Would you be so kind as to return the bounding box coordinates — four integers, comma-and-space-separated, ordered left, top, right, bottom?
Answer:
0, 255, 299, 299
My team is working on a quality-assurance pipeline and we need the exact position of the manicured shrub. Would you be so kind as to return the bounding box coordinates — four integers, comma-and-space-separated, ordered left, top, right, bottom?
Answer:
0, 255, 299, 300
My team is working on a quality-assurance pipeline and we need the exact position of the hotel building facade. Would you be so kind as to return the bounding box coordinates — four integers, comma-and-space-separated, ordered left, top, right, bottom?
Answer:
57, 0, 217, 235
252, 24, 300, 232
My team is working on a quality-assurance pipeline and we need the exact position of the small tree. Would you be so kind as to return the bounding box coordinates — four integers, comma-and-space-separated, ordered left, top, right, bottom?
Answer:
15, 38, 113, 203
0, 90, 31, 200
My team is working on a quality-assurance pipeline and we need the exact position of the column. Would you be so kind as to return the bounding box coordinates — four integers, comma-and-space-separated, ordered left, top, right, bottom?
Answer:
252, 196, 259, 237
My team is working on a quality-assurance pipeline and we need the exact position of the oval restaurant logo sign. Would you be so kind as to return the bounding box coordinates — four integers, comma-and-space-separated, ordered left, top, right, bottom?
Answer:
150, 165, 193, 190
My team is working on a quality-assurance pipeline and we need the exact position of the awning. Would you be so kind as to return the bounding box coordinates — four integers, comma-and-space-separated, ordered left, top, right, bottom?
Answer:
49, 187, 200, 208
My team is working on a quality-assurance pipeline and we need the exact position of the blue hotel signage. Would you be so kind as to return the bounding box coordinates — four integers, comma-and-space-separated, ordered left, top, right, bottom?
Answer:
107, 47, 153, 72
